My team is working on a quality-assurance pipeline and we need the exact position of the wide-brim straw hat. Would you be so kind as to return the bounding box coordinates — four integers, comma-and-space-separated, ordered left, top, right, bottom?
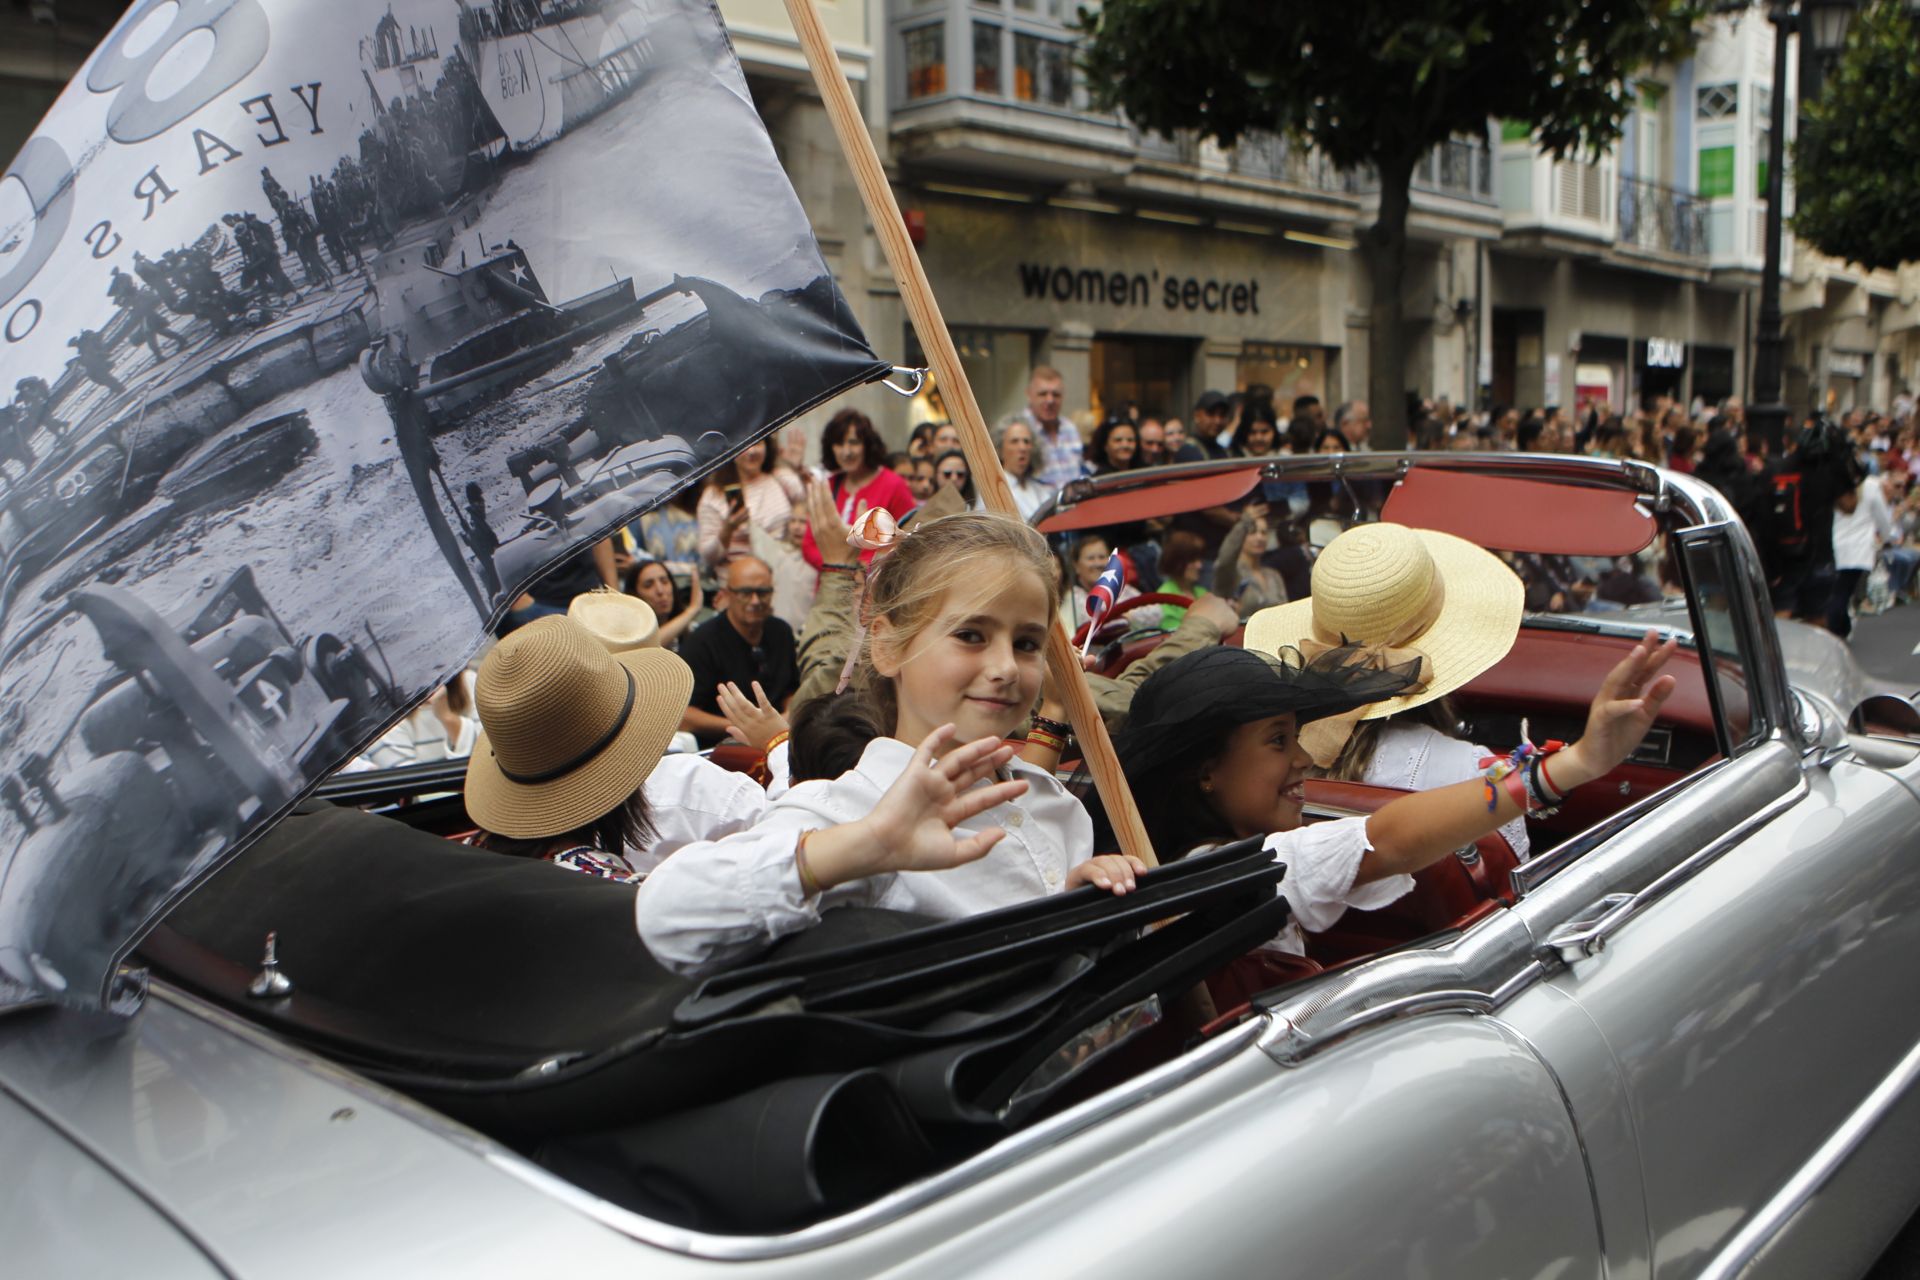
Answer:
1243, 523, 1522, 721
569, 587, 658, 651
465, 615, 692, 839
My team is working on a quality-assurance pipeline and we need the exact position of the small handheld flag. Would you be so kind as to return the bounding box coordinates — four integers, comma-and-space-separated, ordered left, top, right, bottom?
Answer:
1081, 550, 1128, 656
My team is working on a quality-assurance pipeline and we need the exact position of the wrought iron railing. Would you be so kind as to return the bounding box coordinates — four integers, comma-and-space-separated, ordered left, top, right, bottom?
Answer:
1129, 126, 1346, 193
1617, 176, 1709, 258
1342, 137, 1496, 204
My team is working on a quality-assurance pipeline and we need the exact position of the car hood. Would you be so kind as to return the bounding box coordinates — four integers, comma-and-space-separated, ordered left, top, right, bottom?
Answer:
0, 0, 886, 1011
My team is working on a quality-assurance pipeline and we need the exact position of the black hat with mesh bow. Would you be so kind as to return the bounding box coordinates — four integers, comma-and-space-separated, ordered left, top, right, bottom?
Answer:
1110, 644, 1426, 781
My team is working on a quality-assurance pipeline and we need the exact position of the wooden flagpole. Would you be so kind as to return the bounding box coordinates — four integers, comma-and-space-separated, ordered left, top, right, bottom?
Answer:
779, 0, 1156, 867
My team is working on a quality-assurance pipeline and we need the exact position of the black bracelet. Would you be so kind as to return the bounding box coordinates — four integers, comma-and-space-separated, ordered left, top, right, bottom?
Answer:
1031, 715, 1072, 738
1524, 756, 1563, 815
819, 561, 860, 573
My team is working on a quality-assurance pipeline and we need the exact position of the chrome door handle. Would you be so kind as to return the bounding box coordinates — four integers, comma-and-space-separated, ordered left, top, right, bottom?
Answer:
1540, 892, 1634, 965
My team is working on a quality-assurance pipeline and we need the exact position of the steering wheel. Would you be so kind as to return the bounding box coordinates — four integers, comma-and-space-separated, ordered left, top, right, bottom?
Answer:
1071, 592, 1194, 648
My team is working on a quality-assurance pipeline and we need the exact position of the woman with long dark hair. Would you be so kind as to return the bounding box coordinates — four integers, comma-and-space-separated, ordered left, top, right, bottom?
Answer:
1089, 417, 1143, 477
623, 556, 704, 650
932, 448, 979, 507
697, 436, 803, 568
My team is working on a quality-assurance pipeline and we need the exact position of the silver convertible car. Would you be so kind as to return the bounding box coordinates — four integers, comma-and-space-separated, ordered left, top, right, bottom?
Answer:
5, 450, 1920, 1279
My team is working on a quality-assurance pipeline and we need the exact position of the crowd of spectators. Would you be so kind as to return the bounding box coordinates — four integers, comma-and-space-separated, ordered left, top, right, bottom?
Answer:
393, 369, 1913, 786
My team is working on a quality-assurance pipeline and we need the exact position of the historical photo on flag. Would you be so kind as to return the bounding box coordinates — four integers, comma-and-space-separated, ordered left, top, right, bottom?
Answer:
0, 0, 888, 1004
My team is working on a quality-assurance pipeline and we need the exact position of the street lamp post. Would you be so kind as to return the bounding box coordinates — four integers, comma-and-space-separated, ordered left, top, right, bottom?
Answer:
1749, 0, 1856, 453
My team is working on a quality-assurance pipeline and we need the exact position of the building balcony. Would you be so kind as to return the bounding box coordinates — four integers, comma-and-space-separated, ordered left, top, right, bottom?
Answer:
1346, 137, 1497, 207
888, 0, 1137, 180
1126, 126, 1345, 194
1498, 143, 1706, 280
1344, 135, 1502, 241
1616, 176, 1709, 261
885, 0, 1354, 219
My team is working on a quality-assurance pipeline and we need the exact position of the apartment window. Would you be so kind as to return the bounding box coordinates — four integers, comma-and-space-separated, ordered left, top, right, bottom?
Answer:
1554, 158, 1606, 221
1012, 0, 1068, 17
973, 22, 1002, 94
1013, 32, 1073, 108
904, 25, 946, 99
1698, 145, 1735, 199
1696, 83, 1738, 119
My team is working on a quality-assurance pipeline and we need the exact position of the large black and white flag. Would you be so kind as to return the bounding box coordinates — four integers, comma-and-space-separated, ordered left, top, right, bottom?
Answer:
0, 0, 888, 1009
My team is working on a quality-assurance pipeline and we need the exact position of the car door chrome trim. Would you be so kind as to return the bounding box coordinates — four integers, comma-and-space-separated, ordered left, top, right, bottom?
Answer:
1259, 988, 1497, 1066
1533, 782, 1806, 968
1267, 747, 1803, 1082
155, 979, 1273, 1260
1695, 1032, 1920, 1280
1511, 760, 1724, 897
1257, 955, 1556, 1070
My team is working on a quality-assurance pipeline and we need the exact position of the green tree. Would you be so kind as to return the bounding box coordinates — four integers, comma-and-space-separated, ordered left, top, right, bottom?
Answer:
1078, 0, 1701, 445
1792, 0, 1920, 272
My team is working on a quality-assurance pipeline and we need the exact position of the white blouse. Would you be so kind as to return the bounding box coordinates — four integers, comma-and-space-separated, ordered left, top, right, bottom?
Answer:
1198, 818, 1413, 955
635, 736, 1093, 975
633, 753, 769, 874
1359, 723, 1530, 861
1007, 473, 1058, 522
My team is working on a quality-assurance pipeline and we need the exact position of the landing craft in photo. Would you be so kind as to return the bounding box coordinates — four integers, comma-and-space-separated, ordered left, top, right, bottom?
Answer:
0, 0, 888, 1010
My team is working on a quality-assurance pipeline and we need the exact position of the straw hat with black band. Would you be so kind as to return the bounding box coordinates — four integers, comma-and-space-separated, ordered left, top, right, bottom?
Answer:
465, 615, 693, 839
1243, 522, 1523, 765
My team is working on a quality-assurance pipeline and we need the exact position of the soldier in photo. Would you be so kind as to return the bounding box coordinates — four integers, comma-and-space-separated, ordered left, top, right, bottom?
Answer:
130, 251, 184, 314
108, 268, 186, 363
282, 202, 334, 291
461, 482, 503, 600
168, 244, 244, 335
310, 177, 363, 273
224, 213, 297, 301
67, 329, 127, 397
359, 332, 489, 620
0, 399, 35, 478
13, 376, 67, 442
260, 166, 295, 224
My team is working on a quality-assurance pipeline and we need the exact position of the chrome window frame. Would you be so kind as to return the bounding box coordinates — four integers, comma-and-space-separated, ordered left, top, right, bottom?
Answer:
1672, 523, 1771, 759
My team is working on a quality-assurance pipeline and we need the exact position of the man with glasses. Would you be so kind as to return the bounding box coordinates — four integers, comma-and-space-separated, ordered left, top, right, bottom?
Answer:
679, 556, 798, 747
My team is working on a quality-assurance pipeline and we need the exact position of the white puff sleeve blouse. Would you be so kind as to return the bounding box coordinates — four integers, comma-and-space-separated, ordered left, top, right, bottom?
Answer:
635, 736, 1093, 975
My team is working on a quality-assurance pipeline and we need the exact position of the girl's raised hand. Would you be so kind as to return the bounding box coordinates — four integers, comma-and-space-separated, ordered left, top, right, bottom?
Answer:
1561, 630, 1679, 786
852, 725, 1027, 877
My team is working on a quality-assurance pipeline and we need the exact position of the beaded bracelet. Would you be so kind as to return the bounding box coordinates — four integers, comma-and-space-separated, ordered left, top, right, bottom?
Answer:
1481, 719, 1570, 816
819, 561, 861, 574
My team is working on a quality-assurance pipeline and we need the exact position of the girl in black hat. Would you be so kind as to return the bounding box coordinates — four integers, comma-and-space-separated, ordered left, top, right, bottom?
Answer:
1094, 637, 1677, 953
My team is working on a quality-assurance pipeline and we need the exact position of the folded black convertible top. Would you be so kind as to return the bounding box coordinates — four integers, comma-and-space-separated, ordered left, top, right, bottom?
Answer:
151, 800, 1289, 1232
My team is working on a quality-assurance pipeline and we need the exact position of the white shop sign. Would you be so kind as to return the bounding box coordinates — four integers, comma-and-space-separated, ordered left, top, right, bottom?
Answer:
1646, 337, 1685, 368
